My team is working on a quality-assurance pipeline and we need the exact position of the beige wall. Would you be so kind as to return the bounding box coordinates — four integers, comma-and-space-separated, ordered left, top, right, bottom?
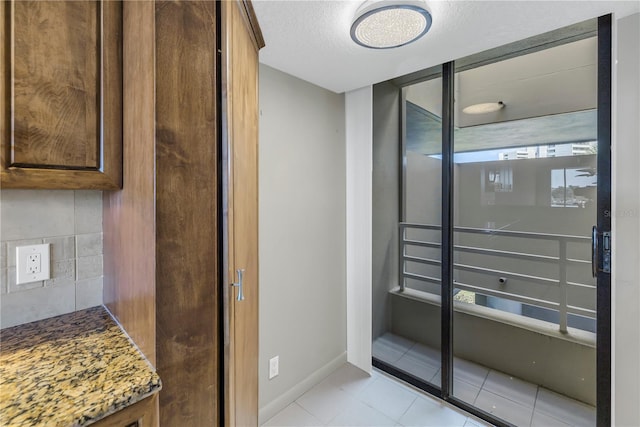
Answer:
0, 190, 103, 328
258, 65, 347, 421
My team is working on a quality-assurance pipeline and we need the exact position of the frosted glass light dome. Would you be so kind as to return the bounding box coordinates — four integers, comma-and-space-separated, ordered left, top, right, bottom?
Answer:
462, 102, 506, 114
351, 1, 432, 49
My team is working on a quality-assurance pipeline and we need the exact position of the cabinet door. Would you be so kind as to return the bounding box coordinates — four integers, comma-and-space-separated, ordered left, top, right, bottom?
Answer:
0, 1, 122, 189
91, 394, 158, 427
222, 1, 264, 426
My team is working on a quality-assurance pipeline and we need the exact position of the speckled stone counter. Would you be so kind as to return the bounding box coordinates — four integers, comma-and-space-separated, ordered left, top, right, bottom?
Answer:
0, 306, 161, 426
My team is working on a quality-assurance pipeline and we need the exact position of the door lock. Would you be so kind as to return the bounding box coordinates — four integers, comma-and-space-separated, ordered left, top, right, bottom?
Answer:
602, 232, 611, 274
592, 227, 611, 277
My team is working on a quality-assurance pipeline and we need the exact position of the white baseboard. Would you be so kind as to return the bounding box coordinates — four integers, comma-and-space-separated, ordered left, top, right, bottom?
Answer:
258, 351, 348, 425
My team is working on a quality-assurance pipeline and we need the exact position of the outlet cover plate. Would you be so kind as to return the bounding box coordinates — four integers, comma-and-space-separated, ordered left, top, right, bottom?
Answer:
16, 244, 50, 285
269, 356, 279, 379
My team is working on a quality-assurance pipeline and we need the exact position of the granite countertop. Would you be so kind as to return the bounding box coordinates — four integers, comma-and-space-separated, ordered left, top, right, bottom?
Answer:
0, 306, 161, 426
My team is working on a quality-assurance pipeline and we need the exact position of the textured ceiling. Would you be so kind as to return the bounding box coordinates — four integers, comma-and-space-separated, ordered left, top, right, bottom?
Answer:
253, 1, 640, 93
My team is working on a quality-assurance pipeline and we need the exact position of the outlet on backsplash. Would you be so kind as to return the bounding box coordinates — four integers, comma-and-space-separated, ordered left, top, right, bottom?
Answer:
0, 189, 104, 328
16, 244, 50, 285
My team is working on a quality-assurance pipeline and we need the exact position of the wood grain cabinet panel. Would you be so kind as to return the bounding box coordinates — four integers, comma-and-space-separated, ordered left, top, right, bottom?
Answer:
222, 2, 264, 425
0, 0, 122, 189
91, 394, 158, 427
103, 1, 262, 425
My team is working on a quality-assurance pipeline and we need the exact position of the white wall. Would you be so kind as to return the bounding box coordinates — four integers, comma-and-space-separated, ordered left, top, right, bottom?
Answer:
0, 190, 103, 328
258, 64, 347, 423
612, 12, 640, 427
345, 86, 373, 373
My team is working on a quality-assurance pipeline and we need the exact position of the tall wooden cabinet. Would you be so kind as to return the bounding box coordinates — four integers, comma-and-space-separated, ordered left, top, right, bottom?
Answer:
0, 1, 122, 189
103, 1, 263, 425
222, 2, 263, 425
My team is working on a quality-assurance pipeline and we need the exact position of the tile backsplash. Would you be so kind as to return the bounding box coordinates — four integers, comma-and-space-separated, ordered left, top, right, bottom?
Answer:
0, 190, 103, 328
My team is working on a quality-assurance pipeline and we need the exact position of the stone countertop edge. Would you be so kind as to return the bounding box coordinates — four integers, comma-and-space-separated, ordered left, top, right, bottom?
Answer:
0, 306, 162, 427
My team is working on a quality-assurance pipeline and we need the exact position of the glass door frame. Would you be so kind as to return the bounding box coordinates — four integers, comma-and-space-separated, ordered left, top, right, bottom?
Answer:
373, 14, 612, 427
595, 14, 612, 427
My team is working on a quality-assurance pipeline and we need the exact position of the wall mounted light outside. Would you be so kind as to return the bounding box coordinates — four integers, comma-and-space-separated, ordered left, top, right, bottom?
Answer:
462, 101, 506, 114
350, 0, 432, 49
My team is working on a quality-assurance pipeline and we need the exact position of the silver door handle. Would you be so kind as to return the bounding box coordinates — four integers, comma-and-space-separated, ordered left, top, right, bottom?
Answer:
231, 269, 245, 301
592, 226, 598, 278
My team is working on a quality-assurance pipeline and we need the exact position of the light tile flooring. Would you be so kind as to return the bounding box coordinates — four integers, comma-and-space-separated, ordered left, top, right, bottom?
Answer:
372, 333, 596, 427
263, 363, 489, 427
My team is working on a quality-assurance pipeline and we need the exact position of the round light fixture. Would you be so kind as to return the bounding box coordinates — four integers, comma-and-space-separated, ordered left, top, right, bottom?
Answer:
462, 101, 505, 115
351, 1, 432, 49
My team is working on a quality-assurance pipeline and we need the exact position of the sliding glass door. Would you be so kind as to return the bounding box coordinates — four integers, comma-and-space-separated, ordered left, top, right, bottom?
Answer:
451, 34, 600, 426
372, 15, 611, 427
372, 69, 444, 391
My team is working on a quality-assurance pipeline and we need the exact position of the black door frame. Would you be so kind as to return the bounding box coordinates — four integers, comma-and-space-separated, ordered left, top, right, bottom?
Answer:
595, 14, 612, 427
373, 14, 612, 427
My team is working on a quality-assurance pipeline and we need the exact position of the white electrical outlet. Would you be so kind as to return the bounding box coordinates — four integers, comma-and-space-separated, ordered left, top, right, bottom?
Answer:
269, 356, 279, 379
27, 253, 41, 274
16, 244, 50, 285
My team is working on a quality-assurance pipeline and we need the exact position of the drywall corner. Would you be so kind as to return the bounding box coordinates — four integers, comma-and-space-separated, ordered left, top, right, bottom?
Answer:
258, 64, 347, 415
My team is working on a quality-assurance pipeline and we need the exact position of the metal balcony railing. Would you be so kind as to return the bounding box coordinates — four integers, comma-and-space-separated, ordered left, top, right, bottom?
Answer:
399, 222, 594, 333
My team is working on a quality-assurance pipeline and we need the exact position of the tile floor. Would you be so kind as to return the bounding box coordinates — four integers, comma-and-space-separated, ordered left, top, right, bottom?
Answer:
262, 363, 489, 427
372, 333, 596, 427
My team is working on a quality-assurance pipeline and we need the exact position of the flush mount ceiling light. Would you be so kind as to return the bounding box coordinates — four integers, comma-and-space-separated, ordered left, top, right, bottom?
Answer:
350, 1, 433, 49
462, 101, 505, 115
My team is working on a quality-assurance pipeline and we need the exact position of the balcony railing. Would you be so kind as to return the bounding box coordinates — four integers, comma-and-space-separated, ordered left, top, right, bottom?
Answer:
398, 222, 594, 333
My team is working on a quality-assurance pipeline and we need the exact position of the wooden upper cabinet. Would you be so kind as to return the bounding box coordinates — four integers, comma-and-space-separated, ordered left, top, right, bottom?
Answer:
0, 1, 122, 189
